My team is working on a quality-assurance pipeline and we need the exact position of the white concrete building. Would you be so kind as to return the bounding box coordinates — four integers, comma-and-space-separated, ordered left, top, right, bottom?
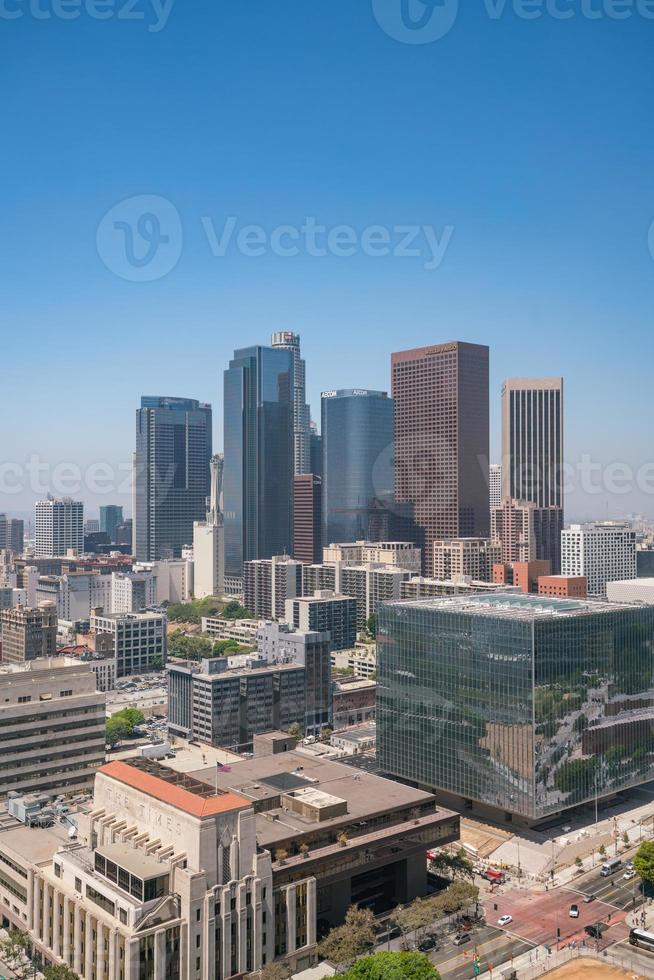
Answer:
489, 463, 502, 511
562, 522, 637, 597
111, 570, 157, 613
193, 522, 224, 599
36, 572, 112, 622
606, 577, 654, 604
10, 756, 305, 980
35, 498, 84, 557
134, 559, 193, 605
90, 610, 167, 677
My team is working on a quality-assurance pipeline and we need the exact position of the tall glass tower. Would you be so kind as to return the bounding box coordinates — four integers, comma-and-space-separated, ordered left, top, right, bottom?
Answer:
223, 346, 294, 585
134, 397, 212, 561
271, 331, 310, 474
321, 389, 394, 545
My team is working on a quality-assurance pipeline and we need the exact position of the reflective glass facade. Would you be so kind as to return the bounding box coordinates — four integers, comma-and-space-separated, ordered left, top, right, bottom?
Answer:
134, 397, 212, 561
321, 389, 394, 545
223, 346, 294, 579
377, 593, 654, 821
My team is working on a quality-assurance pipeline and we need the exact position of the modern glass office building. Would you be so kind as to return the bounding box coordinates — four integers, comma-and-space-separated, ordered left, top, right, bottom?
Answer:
99, 504, 124, 543
223, 345, 294, 584
377, 592, 654, 823
134, 397, 212, 561
321, 389, 394, 545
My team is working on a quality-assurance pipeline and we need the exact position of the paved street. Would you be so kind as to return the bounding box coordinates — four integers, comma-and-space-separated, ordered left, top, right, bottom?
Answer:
568, 862, 646, 912
480, 884, 630, 952
427, 924, 534, 980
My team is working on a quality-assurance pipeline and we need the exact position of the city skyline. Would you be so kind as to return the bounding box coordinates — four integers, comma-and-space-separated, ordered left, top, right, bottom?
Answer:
3, 333, 654, 527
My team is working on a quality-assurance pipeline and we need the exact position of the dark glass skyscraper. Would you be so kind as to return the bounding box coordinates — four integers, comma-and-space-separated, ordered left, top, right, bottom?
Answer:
501, 378, 564, 572
223, 346, 294, 584
134, 397, 212, 561
321, 389, 394, 545
99, 505, 124, 543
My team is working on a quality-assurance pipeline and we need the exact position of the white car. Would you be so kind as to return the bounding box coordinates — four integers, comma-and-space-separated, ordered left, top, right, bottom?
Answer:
569, 905, 579, 918
623, 869, 636, 880
497, 915, 513, 927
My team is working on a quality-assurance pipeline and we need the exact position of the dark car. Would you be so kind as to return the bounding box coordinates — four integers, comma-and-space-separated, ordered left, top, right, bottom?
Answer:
418, 936, 437, 952
453, 933, 471, 946
585, 923, 607, 939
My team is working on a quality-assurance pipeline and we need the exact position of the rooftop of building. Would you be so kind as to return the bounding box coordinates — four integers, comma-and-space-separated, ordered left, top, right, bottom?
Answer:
90, 610, 165, 622
0, 656, 85, 677
183, 746, 445, 847
386, 591, 633, 620
333, 676, 376, 691
98, 760, 251, 819
168, 656, 305, 679
331, 723, 376, 744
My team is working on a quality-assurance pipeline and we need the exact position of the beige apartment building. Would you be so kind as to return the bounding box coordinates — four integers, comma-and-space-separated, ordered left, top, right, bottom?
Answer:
432, 537, 500, 582
0, 601, 57, 664
0, 657, 106, 798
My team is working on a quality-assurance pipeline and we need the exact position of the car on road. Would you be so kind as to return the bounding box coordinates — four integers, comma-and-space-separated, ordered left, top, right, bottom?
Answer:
585, 923, 607, 939
418, 936, 437, 952
623, 869, 636, 880
452, 933, 471, 946
569, 904, 579, 918
562, 824, 572, 833
497, 914, 513, 927
583, 894, 596, 903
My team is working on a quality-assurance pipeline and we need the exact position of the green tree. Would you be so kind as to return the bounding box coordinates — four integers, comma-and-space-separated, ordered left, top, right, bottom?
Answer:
318, 906, 376, 969
395, 898, 437, 944
0, 929, 30, 973
117, 707, 145, 729
342, 951, 440, 979
633, 840, 654, 886
168, 632, 214, 660
431, 880, 478, 915
256, 962, 291, 980
286, 722, 302, 740
222, 600, 254, 620
44, 967, 81, 980
598, 844, 607, 858
365, 614, 378, 638
105, 716, 131, 747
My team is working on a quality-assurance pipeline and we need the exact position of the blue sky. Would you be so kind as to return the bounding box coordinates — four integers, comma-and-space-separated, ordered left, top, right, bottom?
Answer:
2, 1, 654, 522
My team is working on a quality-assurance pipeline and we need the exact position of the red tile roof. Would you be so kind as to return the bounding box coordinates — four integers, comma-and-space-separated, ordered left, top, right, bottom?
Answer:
98, 761, 250, 818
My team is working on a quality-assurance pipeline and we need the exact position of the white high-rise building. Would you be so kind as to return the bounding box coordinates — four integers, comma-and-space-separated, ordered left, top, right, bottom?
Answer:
35, 498, 84, 557
111, 570, 157, 613
489, 464, 502, 511
271, 331, 310, 474
193, 454, 225, 598
562, 522, 637, 597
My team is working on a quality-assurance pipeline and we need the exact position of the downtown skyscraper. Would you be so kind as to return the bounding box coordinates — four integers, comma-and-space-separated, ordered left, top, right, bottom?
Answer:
501, 377, 564, 571
271, 331, 311, 474
391, 342, 490, 574
321, 389, 395, 545
223, 345, 294, 589
134, 396, 212, 561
